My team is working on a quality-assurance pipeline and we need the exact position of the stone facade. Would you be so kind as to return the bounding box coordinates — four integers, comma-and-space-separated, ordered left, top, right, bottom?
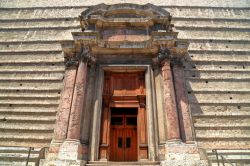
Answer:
0, 0, 250, 166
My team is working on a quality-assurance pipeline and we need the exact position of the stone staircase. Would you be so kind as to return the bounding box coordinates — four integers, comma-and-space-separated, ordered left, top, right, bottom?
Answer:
206, 149, 250, 166
86, 161, 160, 166
0, 146, 45, 166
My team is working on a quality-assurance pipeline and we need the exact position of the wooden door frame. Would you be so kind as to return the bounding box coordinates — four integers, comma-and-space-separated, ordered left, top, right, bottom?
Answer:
89, 65, 158, 162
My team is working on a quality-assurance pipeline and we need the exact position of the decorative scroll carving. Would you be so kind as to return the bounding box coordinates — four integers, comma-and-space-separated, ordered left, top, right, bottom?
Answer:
65, 47, 96, 69
77, 47, 96, 64
65, 56, 79, 68
152, 47, 171, 66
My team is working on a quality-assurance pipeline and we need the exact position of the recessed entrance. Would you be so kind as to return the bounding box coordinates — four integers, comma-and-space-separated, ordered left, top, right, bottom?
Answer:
110, 108, 138, 161
99, 71, 148, 161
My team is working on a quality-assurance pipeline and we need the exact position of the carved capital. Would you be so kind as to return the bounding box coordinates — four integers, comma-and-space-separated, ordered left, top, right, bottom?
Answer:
65, 56, 79, 69
77, 47, 96, 65
152, 47, 171, 67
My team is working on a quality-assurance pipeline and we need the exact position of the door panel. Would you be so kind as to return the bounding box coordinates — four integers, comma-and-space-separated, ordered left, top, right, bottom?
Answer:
110, 128, 124, 161
124, 128, 137, 161
110, 112, 137, 161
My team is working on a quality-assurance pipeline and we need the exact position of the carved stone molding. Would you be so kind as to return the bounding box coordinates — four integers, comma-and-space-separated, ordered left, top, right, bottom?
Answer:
60, 3, 189, 62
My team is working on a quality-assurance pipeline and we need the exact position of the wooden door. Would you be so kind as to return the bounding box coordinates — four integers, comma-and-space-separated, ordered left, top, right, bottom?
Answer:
110, 110, 137, 161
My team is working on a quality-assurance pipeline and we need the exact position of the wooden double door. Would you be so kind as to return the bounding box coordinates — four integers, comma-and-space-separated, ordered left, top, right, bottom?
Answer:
110, 108, 138, 161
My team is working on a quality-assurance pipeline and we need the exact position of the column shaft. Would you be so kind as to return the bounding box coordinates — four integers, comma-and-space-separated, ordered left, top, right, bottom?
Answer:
173, 64, 193, 142
54, 69, 77, 141
67, 61, 88, 139
161, 60, 181, 141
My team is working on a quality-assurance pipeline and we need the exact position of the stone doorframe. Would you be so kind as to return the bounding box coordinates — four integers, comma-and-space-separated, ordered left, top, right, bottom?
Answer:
89, 64, 158, 162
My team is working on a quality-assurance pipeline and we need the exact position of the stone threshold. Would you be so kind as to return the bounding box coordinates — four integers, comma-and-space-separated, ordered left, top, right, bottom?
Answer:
86, 161, 160, 166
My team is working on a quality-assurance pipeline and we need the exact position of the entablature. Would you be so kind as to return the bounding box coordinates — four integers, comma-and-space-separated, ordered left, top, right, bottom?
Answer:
61, 3, 189, 66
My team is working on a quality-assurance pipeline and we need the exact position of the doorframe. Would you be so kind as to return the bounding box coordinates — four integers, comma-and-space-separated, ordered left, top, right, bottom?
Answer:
89, 65, 158, 161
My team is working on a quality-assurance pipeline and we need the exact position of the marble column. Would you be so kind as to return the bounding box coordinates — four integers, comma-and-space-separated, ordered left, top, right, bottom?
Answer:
67, 61, 88, 140
172, 61, 193, 143
161, 59, 181, 141
54, 68, 77, 141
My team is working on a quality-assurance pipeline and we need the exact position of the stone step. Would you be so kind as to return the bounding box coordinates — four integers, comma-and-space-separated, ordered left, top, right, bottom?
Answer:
0, 42, 62, 52
0, 114, 56, 122
0, 54, 64, 63
0, 65, 64, 72
188, 40, 250, 53
207, 149, 250, 155
0, 82, 62, 91
190, 105, 250, 116
196, 129, 250, 138
0, 91, 60, 99
0, 72, 64, 81
86, 161, 160, 166
0, 146, 42, 166
0, 141, 49, 148
0, 19, 79, 29
184, 60, 250, 71
165, 7, 250, 20
172, 19, 250, 29
186, 80, 250, 92
187, 93, 250, 104
198, 141, 250, 149
0, 98, 59, 106
0, 106, 57, 113
206, 149, 250, 164
0, 161, 37, 166
0, 123, 54, 131
0, 29, 80, 42
176, 28, 250, 41
188, 51, 250, 62
193, 116, 250, 128
0, 8, 83, 20
0, 146, 40, 153
0, 132, 53, 141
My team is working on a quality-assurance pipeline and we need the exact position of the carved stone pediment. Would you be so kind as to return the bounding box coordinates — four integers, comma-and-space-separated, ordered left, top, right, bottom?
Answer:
61, 3, 189, 64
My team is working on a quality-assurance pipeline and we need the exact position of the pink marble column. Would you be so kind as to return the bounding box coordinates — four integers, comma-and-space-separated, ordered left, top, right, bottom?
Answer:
54, 68, 77, 141
67, 61, 88, 140
173, 63, 194, 142
161, 59, 181, 141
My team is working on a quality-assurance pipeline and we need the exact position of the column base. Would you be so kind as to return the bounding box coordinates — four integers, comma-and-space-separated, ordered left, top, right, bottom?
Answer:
40, 139, 88, 166
158, 141, 209, 166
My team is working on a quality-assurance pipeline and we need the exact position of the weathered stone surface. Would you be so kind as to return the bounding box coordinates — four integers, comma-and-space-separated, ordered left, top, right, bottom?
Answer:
54, 69, 77, 141
0, 0, 249, 7
67, 61, 88, 140
173, 64, 193, 142
0, 0, 250, 165
161, 60, 180, 141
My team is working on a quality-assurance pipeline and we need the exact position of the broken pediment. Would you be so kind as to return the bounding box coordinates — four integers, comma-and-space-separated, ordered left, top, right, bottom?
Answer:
62, 3, 189, 59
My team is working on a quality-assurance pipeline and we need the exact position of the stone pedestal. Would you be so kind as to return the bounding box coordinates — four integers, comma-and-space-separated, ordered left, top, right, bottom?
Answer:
159, 142, 209, 166
40, 140, 88, 166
